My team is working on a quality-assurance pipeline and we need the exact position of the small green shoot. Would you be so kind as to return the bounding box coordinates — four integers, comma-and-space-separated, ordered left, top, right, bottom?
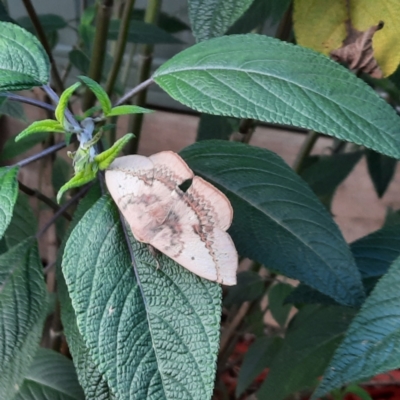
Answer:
55, 82, 81, 128
15, 120, 65, 142
107, 105, 154, 117
79, 76, 112, 115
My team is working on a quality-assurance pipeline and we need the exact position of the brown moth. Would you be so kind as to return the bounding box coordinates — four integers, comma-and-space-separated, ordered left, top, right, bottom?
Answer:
105, 151, 238, 285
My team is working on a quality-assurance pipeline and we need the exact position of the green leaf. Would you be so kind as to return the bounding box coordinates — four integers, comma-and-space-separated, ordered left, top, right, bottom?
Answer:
107, 105, 153, 117
55, 82, 81, 127
0, 1, 14, 23
188, 0, 253, 41
196, 114, 238, 142
3, 192, 37, 249
69, 49, 90, 75
351, 223, 400, 281
132, 9, 190, 33
0, 166, 19, 239
15, 120, 64, 142
260, 305, 356, 400
0, 238, 47, 399
366, 149, 397, 198
108, 19, 182, 44
57, 169, 97, 203
285, 283, 340, 307
300, 151, 363, 197
268, 283, 294, 327
224, 271, 265, 306
56, 185, 112, 400
343, 384, 374, 400
180, 140, 365, 307
154, 35, 400, 159
0, 131, 48, 161
15, 348, 85, 400
62, 196, 221, 400
236, 337, 283, 397
95, 133, 134, 170
313, 255, 400, 399
0, 21, 50, 91
0, 98, 27, 122
17, 14, 67, 34
79, 76, 111, 115
228, 0, 292, 34
80, 5, 96, 27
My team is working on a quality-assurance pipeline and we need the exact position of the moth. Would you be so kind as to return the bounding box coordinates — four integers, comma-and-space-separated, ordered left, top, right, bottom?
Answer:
105, 151, 238, 285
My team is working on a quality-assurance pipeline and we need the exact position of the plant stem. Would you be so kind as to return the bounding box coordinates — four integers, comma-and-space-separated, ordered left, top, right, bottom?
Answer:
82, 0, 114, 110
15, 140, 70, 168
106, 0, 136, 95
21, 0, 64, 94
115, 77, 154, 106
35, 184, 91, 238
126, 0, 161, 154
0, 93, 56, 113
292, 130, 319, 174
18, 181, 72, 221
219, 302, 251, 355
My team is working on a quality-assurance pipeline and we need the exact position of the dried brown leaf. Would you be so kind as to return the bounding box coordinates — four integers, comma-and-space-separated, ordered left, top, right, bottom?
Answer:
330, 21, 384, 78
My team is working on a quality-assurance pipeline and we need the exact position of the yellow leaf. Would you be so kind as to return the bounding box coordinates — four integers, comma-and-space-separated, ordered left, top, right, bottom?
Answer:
294, 0, 347, 55
350, 0, 400, 76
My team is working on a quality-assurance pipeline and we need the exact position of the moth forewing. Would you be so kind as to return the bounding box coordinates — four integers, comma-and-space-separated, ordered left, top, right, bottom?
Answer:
105, 151, 238, 285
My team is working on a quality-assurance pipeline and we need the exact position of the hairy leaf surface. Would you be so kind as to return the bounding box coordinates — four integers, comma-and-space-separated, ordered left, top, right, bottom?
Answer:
313, 255, 400, 398
0, 238, 47, 398
62, 197, 221, 400
0, 166, 19, 239
155, 34, 400, 158
0, 22, 49, 91
181, 141, 364, 307
261, 305, 356, 400
188, 0, 253, 41
15, 348, 85, 400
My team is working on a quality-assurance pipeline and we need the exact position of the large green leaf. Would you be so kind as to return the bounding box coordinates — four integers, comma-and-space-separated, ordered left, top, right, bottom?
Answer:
196, 113, 238, 142
3, 192, 37, 250
313, 255, 400, 399
15, 348, 85, 400
268, 283, 294, 327
228, 0, 292, 34
0, 166, 19, 239
0, 22, 50, 91
260, 305, 356, 400
366, 149, 397, 198
188, 0, 253, 41
57, 185, 113, 400
284, 222, 400, 305
300, 151, 363, 197
108, 20, 182, 44
180, 141, 365, 307
0, 238, 47, 398
154, 35, 400, 159
351, 223, 400, 280
62, 196, 221, 400
223, 271, 264, 306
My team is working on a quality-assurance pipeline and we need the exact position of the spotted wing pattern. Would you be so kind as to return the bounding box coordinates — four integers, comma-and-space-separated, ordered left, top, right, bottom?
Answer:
105, 151, 238, 285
